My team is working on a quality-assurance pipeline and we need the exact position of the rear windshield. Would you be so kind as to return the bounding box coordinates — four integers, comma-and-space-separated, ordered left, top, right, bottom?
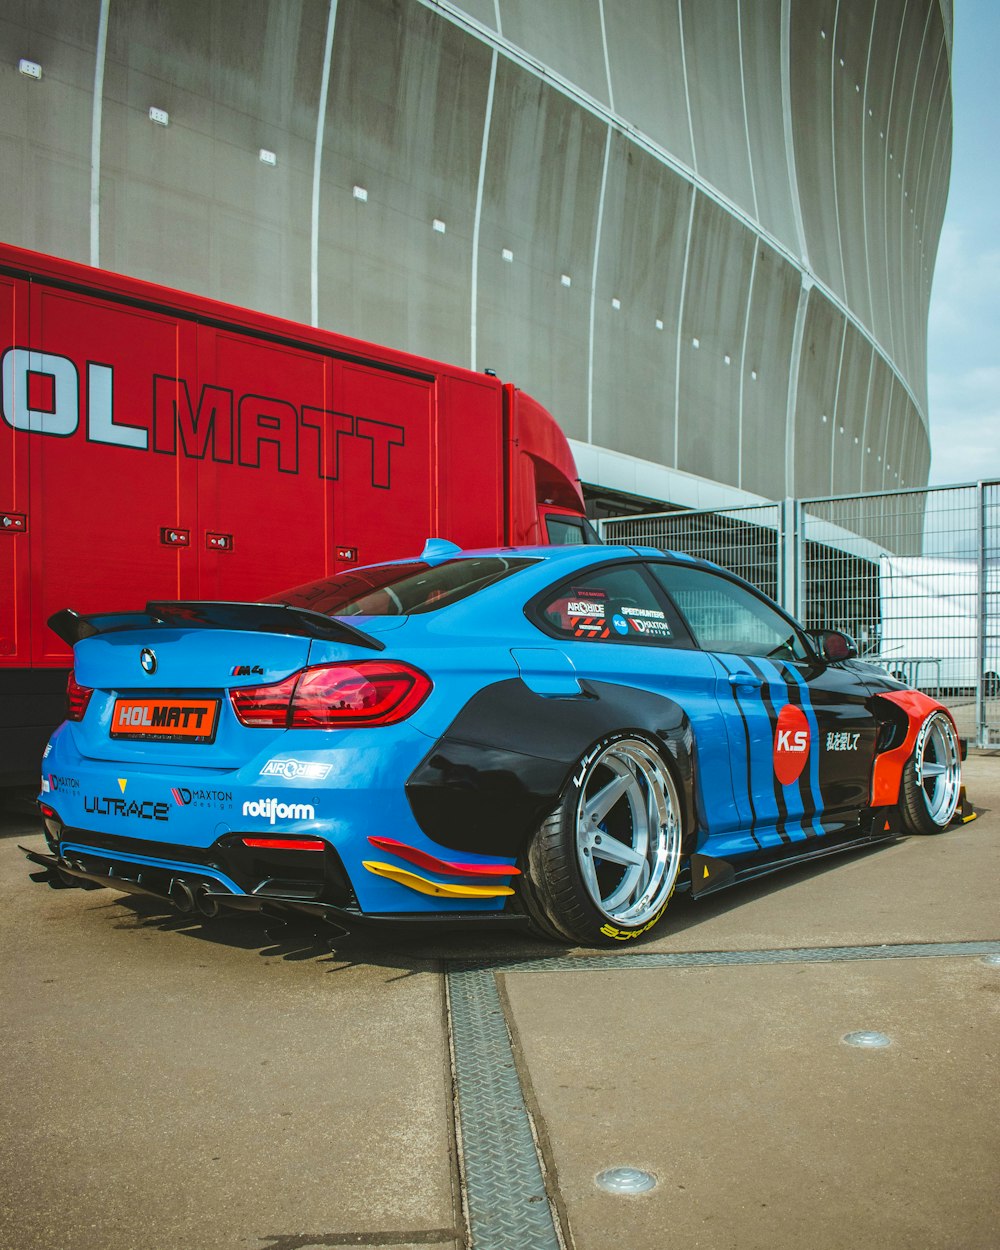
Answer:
266, 557, 536, 617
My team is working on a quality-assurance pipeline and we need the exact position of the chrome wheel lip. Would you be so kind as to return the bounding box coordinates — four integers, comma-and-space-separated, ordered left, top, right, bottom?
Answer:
915, 712, 962, 826
573, 738, 682, 928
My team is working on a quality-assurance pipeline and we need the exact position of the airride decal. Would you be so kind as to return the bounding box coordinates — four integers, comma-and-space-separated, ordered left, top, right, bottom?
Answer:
0, 347, 405, 489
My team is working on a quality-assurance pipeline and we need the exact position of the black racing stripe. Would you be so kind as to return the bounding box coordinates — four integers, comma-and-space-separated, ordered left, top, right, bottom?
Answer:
712, 655, 763, 850
777, 662, 817, 838
745, 658, 792, 844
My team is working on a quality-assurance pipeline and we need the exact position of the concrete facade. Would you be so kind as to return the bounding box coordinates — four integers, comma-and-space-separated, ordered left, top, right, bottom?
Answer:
0, 0, 952, 508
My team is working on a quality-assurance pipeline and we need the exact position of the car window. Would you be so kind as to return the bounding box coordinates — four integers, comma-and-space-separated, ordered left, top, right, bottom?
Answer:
537, 563, 684, 644
267, 557, 536, 617
650, 563, 809, 661
545, 515, 588, 545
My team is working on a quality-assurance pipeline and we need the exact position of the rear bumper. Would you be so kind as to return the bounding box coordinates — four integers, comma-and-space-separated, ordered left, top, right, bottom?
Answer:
21, 843, 529, 934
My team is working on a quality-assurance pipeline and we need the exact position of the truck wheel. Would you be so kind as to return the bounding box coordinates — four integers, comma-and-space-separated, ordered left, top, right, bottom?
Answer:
521, 735, 683, 945
898, 711, 962, 835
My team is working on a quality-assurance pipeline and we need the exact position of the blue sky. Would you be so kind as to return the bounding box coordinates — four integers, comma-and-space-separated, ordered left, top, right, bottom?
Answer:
926, 0, 1000, 484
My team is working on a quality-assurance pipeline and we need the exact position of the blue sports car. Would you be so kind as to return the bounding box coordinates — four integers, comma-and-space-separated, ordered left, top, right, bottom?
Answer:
26, 540, 967, 946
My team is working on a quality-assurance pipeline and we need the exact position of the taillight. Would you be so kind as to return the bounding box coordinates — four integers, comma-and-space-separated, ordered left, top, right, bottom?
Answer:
230, 661, 431, 729
66, 671, 93, 721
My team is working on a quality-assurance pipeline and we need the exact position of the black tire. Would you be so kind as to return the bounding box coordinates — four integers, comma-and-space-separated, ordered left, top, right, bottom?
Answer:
520, 734, 683, 946
898, 711, 962, 835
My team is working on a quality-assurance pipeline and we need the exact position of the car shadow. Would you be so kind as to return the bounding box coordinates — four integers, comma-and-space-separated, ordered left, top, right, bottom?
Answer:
69, 835, 904, 974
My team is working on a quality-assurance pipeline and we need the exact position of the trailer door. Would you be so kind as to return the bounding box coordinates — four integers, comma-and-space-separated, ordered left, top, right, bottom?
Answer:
26, 283, 199, 665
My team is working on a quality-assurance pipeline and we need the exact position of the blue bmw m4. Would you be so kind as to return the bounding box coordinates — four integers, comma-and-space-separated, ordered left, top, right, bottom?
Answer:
27, 540, 966, 946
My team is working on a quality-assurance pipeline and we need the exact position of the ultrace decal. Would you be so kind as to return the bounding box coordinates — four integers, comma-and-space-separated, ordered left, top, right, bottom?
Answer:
171, 786, 233, 810
826, 732, 860, 751
260, 758, 333, 781
84, 795, 169, 822
773, 704, 811, 786
242, 797, 316, 824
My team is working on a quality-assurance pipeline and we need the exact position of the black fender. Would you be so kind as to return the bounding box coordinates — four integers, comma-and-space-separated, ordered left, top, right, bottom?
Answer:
405, 678, 696, 857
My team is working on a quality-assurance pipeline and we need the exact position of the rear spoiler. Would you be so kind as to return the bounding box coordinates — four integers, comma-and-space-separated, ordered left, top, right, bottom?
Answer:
47, 602, 385, 651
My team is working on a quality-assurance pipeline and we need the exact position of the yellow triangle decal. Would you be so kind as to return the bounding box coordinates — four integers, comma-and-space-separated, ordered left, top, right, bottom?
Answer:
703, 865, 710, 879
117, 778, 127, 793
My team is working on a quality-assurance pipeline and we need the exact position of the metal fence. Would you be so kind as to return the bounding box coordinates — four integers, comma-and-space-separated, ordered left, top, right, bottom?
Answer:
600, 482, 1000, 748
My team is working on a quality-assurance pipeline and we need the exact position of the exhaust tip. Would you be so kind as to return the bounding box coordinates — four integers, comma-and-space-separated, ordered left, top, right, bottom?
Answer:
194, 884, 221, 918
170, 879, 196, 914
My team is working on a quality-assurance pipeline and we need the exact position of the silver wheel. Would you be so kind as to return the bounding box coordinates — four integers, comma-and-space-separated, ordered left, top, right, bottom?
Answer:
573, 738, 682, 927
911, 712, 962, 827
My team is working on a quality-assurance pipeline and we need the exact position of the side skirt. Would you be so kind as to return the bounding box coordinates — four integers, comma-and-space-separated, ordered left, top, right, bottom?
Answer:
683, 816, 898, 899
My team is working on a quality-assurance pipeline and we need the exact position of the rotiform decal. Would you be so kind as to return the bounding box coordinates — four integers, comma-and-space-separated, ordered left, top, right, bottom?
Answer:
84, 796, 169, 822
242, 797, 316, 824
773, 704, 811, 786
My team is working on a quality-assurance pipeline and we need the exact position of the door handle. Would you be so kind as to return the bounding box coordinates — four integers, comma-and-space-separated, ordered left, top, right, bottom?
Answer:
729, 671, 762, 689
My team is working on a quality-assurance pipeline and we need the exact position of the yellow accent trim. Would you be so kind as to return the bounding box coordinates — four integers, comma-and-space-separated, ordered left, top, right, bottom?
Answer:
703, 865, 710, 878
117, 778, 127, 793
362, 860, 514, 899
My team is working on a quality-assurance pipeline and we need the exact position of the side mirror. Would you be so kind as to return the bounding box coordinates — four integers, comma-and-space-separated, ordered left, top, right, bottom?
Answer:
820, 630, 858, 662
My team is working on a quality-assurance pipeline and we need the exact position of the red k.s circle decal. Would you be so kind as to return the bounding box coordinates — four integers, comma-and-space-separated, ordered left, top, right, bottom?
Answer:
773, 704, 810, 785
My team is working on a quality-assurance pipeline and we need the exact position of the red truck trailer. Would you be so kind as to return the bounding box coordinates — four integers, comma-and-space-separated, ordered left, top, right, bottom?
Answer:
0, 243, 590, 783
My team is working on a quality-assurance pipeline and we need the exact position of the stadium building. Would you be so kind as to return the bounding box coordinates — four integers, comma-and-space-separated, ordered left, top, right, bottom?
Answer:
1, 0, 952, 514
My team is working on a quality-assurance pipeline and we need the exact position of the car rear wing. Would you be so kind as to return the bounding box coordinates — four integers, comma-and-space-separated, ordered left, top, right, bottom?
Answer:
47, 602, 385, 651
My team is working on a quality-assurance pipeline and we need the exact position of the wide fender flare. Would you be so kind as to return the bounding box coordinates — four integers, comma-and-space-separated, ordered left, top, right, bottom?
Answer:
870, 689, 958, 807
405, 677, 697, 857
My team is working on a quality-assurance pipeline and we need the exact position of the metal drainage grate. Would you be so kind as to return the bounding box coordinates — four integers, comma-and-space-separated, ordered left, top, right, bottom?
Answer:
462, 939, 1000, 977
446, 966, 562, 1250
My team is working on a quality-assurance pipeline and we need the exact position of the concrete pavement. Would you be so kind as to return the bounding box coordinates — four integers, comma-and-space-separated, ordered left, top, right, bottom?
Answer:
2, 756, 997, 1249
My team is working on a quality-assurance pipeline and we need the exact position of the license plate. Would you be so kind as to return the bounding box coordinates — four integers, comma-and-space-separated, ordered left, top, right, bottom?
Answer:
111, 697, 220, 742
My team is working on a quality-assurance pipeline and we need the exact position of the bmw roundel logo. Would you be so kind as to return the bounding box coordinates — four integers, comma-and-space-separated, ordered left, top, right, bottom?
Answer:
140, 648, 157, 674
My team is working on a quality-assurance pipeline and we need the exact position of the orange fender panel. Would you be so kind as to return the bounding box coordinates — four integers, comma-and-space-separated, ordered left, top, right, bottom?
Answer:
871, 690, 957, 807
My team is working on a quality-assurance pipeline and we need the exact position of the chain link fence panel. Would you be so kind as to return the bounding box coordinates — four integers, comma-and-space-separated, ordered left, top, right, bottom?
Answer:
599, 483, 1000, 747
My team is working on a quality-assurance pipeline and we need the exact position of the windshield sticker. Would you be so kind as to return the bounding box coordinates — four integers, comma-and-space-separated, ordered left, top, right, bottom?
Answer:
628, 617, 673, 637
573, 618, 610, 639
567, 599, 606, 616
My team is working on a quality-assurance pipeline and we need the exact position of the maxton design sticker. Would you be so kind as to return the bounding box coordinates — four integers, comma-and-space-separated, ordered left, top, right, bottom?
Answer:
773, 704, 811, 785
